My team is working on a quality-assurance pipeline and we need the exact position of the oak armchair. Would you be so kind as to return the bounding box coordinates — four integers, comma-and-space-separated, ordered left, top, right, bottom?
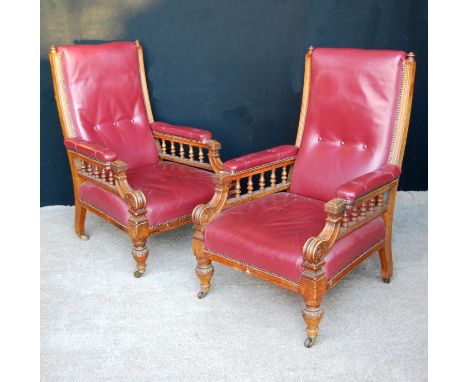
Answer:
192, 48, 416, 347
50, 40, 223, 277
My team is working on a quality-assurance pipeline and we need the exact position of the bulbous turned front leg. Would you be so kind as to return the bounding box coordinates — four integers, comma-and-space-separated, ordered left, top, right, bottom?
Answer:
300, 262, 327, 348
127, 209, 149, 278
193, 230, 214, 298
132, 244, 149, 278
302, 306, 323, 348
196, 258, 214, 299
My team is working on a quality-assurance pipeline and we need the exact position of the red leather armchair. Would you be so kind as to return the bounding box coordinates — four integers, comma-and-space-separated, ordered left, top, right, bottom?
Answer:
50, 41, 223, 277
192, 47, 416, 347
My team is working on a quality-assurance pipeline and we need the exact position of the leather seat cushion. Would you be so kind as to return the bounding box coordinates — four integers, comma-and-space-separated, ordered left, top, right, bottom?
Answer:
79, 161, 214, 228
204, 192, 385, 282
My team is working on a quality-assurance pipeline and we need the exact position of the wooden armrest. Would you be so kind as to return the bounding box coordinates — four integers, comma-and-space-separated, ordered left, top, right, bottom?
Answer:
223, 145, 298, 173
151, 121, 212, 142
336, 164, 401, 202
64, 138, 117, 163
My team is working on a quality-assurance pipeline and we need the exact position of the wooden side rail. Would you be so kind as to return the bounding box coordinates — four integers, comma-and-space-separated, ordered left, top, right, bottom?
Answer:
337, 179, 398, 240
225, 157, 296, 208
68, 150, 119, 195
192, 157, 297, 231
153, 132, 223, 172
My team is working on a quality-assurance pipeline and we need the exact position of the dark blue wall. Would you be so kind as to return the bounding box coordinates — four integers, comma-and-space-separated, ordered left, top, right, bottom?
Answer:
40, 0, 427, 206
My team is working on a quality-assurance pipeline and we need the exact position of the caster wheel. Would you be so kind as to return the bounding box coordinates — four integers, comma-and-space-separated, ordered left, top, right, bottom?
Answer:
134, 271, 143, 278
197, 291, 208, 299
78, 234, 89, 241
304, 337, 316, 348
382, 277, 391, 284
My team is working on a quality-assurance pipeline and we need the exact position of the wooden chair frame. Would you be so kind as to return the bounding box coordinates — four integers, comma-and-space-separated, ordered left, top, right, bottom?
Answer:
192, 47, 416, 346
49, 40, 223, 277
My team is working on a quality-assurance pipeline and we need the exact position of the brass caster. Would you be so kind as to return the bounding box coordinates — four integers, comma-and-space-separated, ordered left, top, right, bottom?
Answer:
382, 277, 391, 284
78, 233, 89, 241
197, 291, 208, 299
134, 271, 144, 278
304, 336, 317, 348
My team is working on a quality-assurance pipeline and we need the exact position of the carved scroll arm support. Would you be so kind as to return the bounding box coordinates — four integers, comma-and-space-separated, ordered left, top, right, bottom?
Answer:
302, 198, 347, 267
302, 177, 400, 272
67, 150, 147, 215
110, 160, 147, 214
299, 198, 346, 340
192, 172, 232, 232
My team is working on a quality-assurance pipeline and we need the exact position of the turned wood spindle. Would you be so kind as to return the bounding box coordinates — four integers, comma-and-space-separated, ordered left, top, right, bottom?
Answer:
360, 201, 368, 217
170, 141, 176, 156
342, 209, 349, 228
369, 197, 376, 212
101, 168, 106, 181
80, 160, 86, 173
108, 170, 114, 185
259, 172, 265, 190
281, 166, 287, 184
270, 169, 276, 186
377, 194, 383, 207
247, 176, 253, 194
189, 145, 194, 161
93, 165, 99, 177
235, 179, 241, 198
179, 143, 185, 159
351, 205, 358, 222
199, 147, 205, 163
161, 139, 167, 154
87, 162, 93, 174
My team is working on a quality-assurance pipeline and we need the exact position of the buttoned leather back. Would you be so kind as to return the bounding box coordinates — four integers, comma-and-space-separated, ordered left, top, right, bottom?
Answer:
58, 41, 158, 169
290, 48, 406, 201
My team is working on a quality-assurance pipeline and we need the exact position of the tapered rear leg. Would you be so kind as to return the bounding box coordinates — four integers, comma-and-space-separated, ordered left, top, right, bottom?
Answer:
75, 202, 88, 240
380, 185, 397, 283
379, 243, 393, 283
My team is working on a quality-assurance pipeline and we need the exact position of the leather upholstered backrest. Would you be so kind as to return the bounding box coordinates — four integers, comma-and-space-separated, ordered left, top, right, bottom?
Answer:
57, 41, 158, 169
290, 48, 406, 201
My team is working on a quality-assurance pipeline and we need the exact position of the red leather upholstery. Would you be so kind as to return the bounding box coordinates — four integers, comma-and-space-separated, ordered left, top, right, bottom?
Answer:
58, 41, 158, 170
336, 164, 401, 201
290, 48, 406, 201
151, 122, 212, 142
204, 192, 385, 282
64, 138, 117, 162
223, 145, 298, 173
79, 161, 214, 227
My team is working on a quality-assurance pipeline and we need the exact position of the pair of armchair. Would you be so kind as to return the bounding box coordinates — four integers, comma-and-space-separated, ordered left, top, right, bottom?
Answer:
50, 41, 415, 347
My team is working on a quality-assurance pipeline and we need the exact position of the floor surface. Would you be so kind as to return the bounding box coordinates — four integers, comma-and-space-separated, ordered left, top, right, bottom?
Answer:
41, 191, 427, 381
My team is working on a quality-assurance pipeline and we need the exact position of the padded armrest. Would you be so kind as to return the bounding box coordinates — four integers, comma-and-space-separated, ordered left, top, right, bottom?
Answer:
64, 138, 117, 162
223, 145, 298, 173
151, 121, 212, 142
335, 164, 401, 201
